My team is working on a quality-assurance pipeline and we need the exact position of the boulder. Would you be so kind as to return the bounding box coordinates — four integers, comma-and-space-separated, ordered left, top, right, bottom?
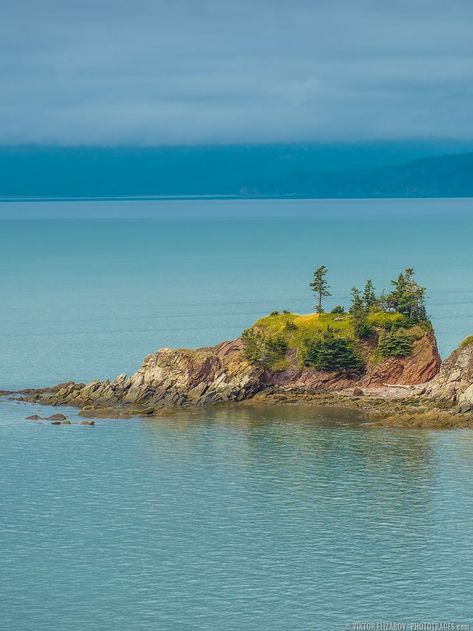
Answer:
47, 413, 67, 421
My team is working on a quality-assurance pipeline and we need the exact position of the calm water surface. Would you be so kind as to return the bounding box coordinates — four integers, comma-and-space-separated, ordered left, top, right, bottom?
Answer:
1, 198, 473, 630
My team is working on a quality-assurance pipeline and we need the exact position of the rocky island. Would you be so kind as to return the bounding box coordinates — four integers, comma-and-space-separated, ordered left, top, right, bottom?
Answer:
15, 268, 473, 428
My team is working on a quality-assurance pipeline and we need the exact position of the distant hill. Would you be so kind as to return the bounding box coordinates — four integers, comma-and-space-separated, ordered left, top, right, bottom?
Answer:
242, 152, 473, 198
0, 141, 473, 199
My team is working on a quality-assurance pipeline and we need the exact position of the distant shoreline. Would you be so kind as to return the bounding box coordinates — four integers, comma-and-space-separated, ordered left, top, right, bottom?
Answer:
1, 194, 473, 203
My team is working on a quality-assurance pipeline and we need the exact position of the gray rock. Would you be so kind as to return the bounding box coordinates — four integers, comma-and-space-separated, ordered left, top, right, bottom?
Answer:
26, 414, 42, 420
47, 413, 67, 421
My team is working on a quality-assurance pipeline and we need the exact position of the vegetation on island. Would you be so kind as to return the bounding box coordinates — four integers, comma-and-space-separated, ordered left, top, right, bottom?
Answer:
459, 335, 473, 349
242, 267, 430, 372
310, 265, 331, 313
304, 327, 364, 372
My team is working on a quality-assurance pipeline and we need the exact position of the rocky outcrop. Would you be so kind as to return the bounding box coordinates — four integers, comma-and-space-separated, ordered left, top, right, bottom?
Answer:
267, 330, 440, 390
425, 338, 473, 410
22, 329, 441, 417
29, 339, 265, 413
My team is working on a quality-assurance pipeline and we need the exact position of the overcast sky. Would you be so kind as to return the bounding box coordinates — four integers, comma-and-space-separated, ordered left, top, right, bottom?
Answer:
1, 0, 473, 145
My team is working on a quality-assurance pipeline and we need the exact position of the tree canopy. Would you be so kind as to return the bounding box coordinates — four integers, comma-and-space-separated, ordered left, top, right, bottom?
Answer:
385, 268, 427, 323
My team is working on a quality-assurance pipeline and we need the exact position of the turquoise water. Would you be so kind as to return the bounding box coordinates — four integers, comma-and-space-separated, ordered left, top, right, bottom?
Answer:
1, 198, 473, 629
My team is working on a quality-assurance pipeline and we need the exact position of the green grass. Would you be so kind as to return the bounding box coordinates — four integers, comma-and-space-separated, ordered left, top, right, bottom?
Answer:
366, 311, 407, 328
256, 311, 352, 340
460, 335, 473, 349
250, 310, 424, 369
254, 312, 357, 368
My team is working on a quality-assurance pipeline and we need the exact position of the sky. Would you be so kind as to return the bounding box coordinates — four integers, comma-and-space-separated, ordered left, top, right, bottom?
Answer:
2, 0, 473, 145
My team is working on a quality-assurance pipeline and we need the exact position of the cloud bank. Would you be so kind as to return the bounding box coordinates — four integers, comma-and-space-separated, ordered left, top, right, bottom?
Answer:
2, 0, 473, 144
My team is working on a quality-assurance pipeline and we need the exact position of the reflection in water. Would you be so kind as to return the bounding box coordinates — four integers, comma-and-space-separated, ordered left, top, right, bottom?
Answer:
145, 404, 436, 525
1, 398, 473, 630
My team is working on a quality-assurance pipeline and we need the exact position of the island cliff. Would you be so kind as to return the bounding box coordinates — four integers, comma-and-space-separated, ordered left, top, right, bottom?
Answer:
16, 268, 473, 427
20, 312, 442, 418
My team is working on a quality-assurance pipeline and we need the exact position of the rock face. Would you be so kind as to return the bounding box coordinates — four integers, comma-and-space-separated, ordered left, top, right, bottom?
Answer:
26, 330, 441, 415
426, 338, 473, 408
266, 330, 440, 390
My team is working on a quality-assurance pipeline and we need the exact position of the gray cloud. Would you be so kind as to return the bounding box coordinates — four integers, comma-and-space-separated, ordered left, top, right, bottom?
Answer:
1, 0, 473, 144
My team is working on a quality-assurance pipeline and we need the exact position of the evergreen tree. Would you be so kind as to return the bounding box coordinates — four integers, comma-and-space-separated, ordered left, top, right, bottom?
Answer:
378, 330, 413, 357
377, 289, 387, 312
386, 268, 427, 323
349, 287, 364, 314
350, 287, 373, 338
363, 280, 377, 308
310, 265, 331, 313
241, 328, 288, 367
305, 327, 364, 372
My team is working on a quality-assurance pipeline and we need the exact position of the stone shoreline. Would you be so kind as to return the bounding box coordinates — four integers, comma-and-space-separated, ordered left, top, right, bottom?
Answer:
10, 326, 473, 430
12, 382, 473, 429
249, 387, 473, 429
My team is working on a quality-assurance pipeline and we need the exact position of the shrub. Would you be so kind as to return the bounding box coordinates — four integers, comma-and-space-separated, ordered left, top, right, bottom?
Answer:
353, 318, 374, 339
378, 330, 413, 357
304, 327, 364, 373
265, 335, 288, 357
241, 328, 287, 367
270, 310, 279, 316
282, 309, 291, 314
331, 305, 345, 314
284, 320, 298, 331
241, 328, 265, 363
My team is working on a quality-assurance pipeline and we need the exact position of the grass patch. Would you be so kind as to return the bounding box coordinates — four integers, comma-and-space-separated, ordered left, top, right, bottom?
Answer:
254, 312, 355, 363
367, 311, 407, 329
460, 335, 473, 349
245, 309, 423, 370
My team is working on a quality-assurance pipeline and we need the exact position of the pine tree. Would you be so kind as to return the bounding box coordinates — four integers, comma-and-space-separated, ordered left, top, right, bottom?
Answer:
349, 287, 364, 314
363, 280, 377, 308
310, 265, 331, 313
378, 330, 413, 357
386, 268, 427, 323
305, 327, 364, 372
350, 287, 373, 338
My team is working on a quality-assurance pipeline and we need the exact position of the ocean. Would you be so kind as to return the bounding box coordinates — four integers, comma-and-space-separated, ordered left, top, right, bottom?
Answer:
1, 198, 473, 630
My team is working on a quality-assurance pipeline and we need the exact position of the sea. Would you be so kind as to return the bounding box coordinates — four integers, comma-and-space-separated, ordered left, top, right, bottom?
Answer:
1, 198, 473, 630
